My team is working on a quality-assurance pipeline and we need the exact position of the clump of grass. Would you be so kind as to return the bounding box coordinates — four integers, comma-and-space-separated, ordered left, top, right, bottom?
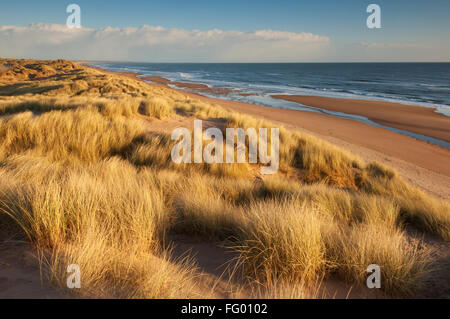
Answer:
0, 96, 82, 115
325, 221, 432, 296
365, 162, 397, 179
258, 175, 303, 199
233, 200, 327, 286
140, 97, 175, 119
130, 134, 174, 167
361, 167, 450, 240
296, 184, 354, 225
0, 158, 204, 298
46, 237, 200, 298
0, 107, 146, 163
94, 97, 141, 117
176, 98, 229, 119
352, 194, 400, 227
0, 158, 168, 249
173, 176, 243, 240
300, 139, 360, 188
129, 133, 252, 178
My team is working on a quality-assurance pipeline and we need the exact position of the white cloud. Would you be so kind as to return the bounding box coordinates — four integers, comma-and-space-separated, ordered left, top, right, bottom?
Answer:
2, 23, 448, 62
0, 23, 331, 62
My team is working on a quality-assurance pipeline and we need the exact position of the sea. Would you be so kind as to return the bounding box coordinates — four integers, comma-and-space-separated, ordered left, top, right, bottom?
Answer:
88, 62, 450, 148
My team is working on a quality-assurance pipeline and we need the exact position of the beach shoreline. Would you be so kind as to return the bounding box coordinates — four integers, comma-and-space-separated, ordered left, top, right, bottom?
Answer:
80, 62, 450, 198
130, 70, 450, 145
272, 95, 450, 143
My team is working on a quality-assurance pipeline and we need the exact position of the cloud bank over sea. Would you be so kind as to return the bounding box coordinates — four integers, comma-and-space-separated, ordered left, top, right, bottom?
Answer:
0, 23, 330, 62
1, 23, 449, 62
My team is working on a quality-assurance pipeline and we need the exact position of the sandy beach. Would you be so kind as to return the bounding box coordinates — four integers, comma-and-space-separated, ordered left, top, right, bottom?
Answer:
272, 95, 450, 142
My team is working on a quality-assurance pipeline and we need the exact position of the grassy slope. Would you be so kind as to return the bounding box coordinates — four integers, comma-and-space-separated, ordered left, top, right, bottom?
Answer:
0, 58, 448, 298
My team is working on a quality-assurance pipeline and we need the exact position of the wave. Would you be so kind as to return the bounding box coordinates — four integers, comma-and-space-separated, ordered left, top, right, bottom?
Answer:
178, 72, 194, 79
88, 61, 450, 115
88, 61, 450, 149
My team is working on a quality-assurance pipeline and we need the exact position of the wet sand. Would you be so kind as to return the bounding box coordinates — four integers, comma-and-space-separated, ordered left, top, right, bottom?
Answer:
142, 76, 236, 95
272, 95, 450, 142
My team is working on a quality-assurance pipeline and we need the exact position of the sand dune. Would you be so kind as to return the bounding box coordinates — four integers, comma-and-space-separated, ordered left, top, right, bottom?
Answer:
1, 60, 449, 299
99, 68, 450, 197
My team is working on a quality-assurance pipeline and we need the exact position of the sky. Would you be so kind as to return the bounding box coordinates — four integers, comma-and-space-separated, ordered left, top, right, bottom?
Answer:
0, 0, 449, 62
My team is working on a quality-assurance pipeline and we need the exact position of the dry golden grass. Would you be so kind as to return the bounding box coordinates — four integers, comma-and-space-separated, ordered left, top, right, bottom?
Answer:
325, 221, 431, 296
128, 134, 252, 178
0, 107, 146, 163
172, 175, 246, 240
0, 58, 448, 298
247, 277, 325, 299
47, 246, 200, 298
233, 200, 327, 286
140, 97, 176, 119
0, 158, 203, 298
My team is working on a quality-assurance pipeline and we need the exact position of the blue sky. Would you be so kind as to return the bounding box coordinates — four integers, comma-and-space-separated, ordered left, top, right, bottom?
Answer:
1, 0, 449, 62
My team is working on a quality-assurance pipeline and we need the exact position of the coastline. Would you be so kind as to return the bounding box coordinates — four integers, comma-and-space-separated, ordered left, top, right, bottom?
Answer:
2, 58, 449, 299
80, 63, 450, 198
181, 91, 450, 176
104, 66, 450, 146
272, 95, 450, 142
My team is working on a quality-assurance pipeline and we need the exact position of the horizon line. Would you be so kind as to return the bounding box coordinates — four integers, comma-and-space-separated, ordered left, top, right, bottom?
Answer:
79, 60, 450, 64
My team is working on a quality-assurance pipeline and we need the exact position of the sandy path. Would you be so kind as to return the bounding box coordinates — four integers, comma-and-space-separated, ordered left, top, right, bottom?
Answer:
170, 235, 377, 299
0, 240, 64, 299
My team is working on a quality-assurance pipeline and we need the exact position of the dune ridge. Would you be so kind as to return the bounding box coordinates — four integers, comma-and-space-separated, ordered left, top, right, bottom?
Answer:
0, 58, 449, 299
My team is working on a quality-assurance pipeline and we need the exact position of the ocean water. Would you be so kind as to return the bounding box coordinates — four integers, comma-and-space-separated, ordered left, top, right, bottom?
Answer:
89, 62, 450, 147
90, 62, 450, 112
